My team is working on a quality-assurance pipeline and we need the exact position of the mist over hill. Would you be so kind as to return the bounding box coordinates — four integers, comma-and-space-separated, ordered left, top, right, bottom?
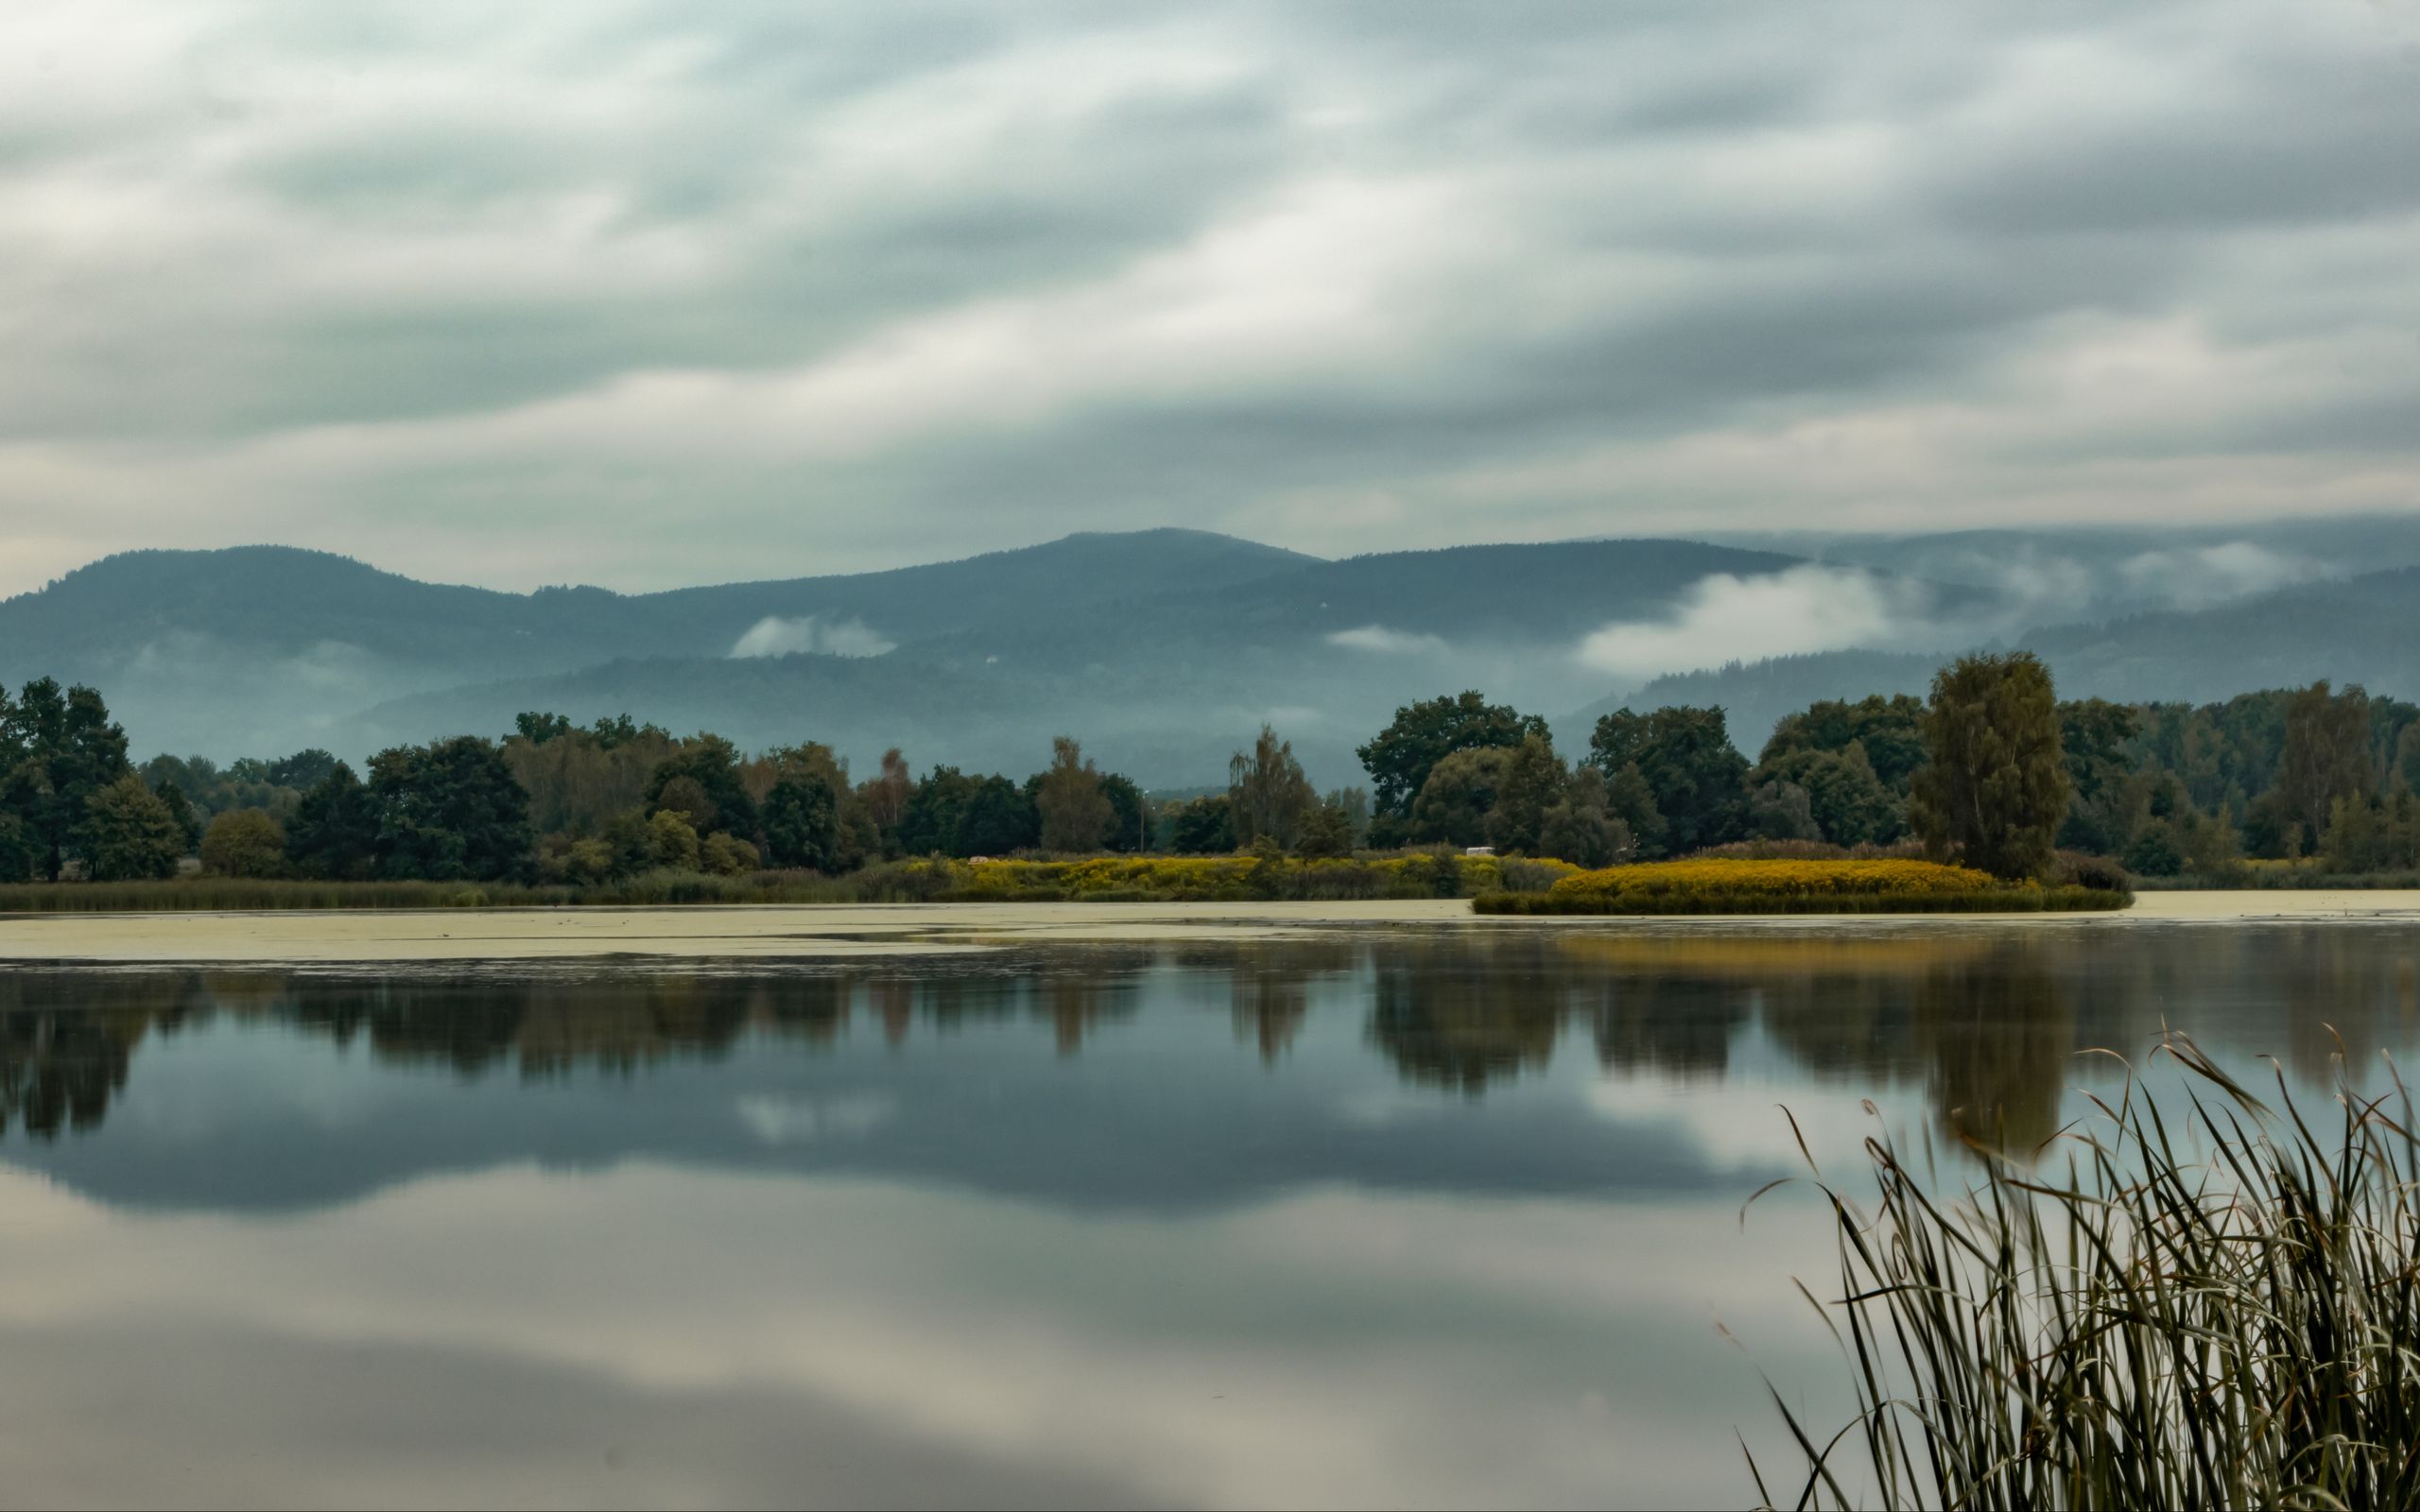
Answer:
9, 516, 2420, 785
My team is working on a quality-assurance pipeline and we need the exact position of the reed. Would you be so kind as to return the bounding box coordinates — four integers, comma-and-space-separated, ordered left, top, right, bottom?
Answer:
1752, 1033, 2420, 1510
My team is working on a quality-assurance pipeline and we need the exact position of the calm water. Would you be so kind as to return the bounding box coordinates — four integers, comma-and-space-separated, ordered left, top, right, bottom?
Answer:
6, 922, 2420, 1508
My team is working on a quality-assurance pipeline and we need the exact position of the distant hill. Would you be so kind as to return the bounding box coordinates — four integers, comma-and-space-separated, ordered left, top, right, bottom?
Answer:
1580, 562, 2420, 756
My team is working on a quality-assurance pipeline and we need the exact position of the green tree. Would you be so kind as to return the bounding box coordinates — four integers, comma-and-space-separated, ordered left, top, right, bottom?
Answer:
1586, 706, 1749, 855
1760, 694, 1928, 793
1295, 797, 1356, 858
80, 773, 183, 881
199, 809, 287, 878
700, 831, 758, 875
763, 775, 842, 871
367, 736, 534, 881
2123, 817, 2187, 878
1410, 747, 1513, 848
897, 766, 977, 855
1485, 734, 1566, 853
0, 813, 33, 883
957, 775, 1039, 855
156, 780, 203, 850
1357, 692, 1549, 827
514, 712, 575, 745
1033, 736, 1115, 852
1230, 725, 1316, 850
1538, 765, 1632, 867
645, 735, 759, 843
288, 764, 379, 880
1760, 743, 1904, 846
2, 679, 133, 880
1099, 774, 1150, 853
266, 748, 343, 791
648, 808, 701, 870
2057, 698, 2147, 854
1909, 652, 2071, 880
1170, 794, 1236, 853
1746, 779, 1821, 841
2273, 681, 2376, 856
1601, 761, 1668, 857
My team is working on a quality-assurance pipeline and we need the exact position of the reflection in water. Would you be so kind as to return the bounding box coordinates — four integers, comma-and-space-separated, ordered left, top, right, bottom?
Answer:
9, 925, 2420, 1509
7, 927, 2420, 1147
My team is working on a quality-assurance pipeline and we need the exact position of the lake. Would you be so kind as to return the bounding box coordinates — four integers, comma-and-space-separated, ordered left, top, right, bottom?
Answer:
5, 919, 2417, 1507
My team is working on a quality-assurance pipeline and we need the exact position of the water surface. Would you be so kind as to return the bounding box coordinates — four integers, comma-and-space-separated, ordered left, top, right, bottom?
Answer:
5, 922, 2417, 1507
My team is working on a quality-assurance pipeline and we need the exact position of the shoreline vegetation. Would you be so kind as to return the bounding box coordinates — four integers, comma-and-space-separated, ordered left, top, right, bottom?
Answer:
1475, 858, 2128, 915
1757, 1035, 2420, 1509
1, 651, 2401, 913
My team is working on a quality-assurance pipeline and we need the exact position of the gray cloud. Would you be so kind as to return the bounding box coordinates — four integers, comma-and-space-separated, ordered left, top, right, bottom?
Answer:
1, 0, 2416, 593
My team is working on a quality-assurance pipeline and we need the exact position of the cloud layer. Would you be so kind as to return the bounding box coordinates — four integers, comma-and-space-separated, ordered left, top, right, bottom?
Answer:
3, 1, 2417, 593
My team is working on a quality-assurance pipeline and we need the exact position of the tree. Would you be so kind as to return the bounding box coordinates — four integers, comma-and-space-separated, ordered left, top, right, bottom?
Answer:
763, 775, 841, 871
897, 766, 977, 855
1760, 742, 1904, 846
265, 748, 343, 791
2124, 817, 2187, 878
1538, 765, 1632, 867
648, 809, 701, 870
2273, 681, 2375, 856
645, 735, 759, 843
1485, 734, 1566, 853
1761, 695, 1928, 794
859, 747, 914, 855
1909, 652, 2071, 880
156, 780, 203, 851
0, 813, 32, 884
1601, 762, 1668, 857
289, 763, 379, 880
1170, 794, 1236, 853
1746, 779, 1821, 841
80, 774, 183, 881
2057, 699, 2146, 854
1357, 692, 1549, 825
1587, 706, 1749, 855
1230, 725, 1316, 850
199, 809, 287, 878
1033, 736, 1115, 852
367, 736, 534, 881
1099, 774, 1150, 853
1296, 797, 1356, 858
957, 775, 1039, 855
2, 679, 133, 880
700, 831, 758, 875
1410, 747, 1513, 847
514, 712, 575, 745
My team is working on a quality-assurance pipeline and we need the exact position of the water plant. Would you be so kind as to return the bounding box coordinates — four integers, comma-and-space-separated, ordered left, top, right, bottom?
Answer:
1753, 1032, 2420, 1510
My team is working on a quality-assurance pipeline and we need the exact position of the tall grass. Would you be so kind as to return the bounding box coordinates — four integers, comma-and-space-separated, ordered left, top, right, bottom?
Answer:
1753, 1033, 2420, 1510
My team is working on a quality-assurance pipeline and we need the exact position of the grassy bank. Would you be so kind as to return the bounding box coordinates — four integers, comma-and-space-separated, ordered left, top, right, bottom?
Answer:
0, 852, 1580, 913
1476, 857, 2130, 916
1755, 1036, 2420, 1509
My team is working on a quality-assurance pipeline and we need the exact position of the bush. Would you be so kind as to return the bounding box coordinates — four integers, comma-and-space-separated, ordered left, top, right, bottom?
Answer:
1473, 856, 2132, 914
199, 808, 287, 879
2052, 850, 2134, 892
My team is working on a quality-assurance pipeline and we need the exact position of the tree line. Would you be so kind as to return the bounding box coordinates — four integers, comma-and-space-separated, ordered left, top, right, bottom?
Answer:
3, 652, 2412, 885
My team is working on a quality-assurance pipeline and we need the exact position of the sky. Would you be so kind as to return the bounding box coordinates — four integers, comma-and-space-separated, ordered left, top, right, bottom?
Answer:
2, 0, 2417, 596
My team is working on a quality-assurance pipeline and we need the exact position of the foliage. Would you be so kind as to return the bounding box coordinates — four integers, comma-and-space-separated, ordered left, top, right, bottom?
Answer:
1409, 747, 1512, 848
1755, 1036, 2420, 1511
288, 764, 379, 880
1169, 794, 1236, 853
1228, 724, 1317, 850
366, 736, 534, 882
644, 734, 759, 841
1548, 856, 2002, 902
1, 678, 133, 880
762, 774, 841, 871
1760, 695, 1927, 794
79, 773, 184, 881
199, 808, 287, 878
1909, 652, 2071, 880
1034, 735, 1115, 852
1357, 691, 1549, 824
647, 809, 700, 871
1588, 705, 1751, 855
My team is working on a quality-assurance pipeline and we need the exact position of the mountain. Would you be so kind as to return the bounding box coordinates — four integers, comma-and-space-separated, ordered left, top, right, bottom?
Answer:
360, 539, 1827, 785
1580, 563, 2420, 757
0, 530, 1320, 761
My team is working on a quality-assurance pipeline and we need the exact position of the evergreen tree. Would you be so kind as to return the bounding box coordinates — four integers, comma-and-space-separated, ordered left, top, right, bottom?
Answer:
289, 764, 379, 880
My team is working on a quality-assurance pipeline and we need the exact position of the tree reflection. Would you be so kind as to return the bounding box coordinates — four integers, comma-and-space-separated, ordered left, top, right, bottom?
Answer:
9, 929, 2420, 1143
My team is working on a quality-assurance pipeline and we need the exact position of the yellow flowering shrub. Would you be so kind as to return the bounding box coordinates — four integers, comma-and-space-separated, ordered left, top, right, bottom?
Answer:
1548, 858, 2003, 902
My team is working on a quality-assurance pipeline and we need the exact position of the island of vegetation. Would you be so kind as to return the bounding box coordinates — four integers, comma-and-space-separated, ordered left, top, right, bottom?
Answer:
0, 645, 2410, 913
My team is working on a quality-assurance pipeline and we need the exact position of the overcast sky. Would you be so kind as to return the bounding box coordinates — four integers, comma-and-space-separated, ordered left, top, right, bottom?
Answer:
3, 1, 2416, 595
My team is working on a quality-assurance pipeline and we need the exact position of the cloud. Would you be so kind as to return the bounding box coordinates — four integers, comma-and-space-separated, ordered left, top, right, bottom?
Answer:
729, 615, 895, 659
2118, 541, 2321, 610
1575, 566, 1927, 686
1325, 625, 1448, 655
3, 1, 2419, 592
